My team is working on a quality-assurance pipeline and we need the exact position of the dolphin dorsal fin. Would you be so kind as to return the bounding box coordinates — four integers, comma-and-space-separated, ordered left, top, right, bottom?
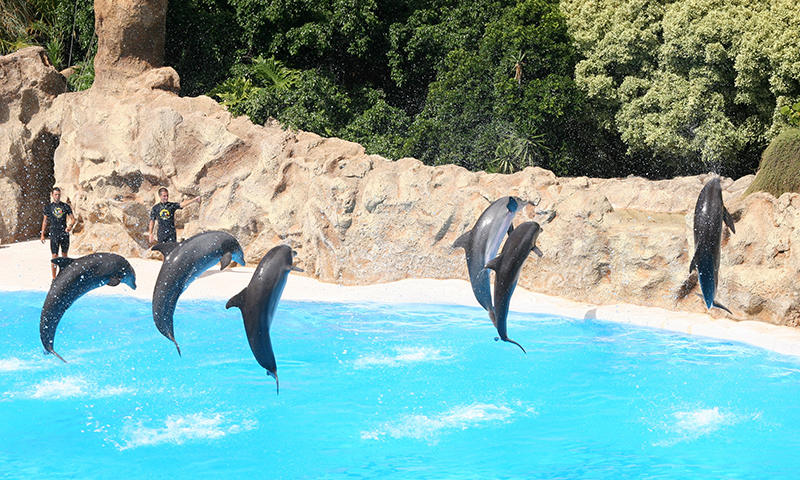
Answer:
485, 256, 502, 271
107, 276, 121, 287
226, 289, 246, 310
452, 230, 472, 249
220, 252, 232, 270
723, 207, 736, 234
51, 257, 73, 270
152, 242, 180, 259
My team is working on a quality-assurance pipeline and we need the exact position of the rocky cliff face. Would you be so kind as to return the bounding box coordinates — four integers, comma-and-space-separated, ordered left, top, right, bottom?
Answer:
1, 45, 799, 328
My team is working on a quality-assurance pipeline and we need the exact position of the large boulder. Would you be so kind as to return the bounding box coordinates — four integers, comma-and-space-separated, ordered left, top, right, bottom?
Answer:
0, 47, 65, 242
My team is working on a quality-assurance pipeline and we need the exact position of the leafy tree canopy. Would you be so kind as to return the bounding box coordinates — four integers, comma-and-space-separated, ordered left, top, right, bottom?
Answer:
561, 0, 800, 178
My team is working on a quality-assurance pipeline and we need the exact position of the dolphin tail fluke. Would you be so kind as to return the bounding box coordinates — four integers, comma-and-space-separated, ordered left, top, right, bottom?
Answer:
268, 370, 279, 395
505, 337, 527, 354
167, 335, 182, 356
713, 300, 733, 315
49, 348, 67, 363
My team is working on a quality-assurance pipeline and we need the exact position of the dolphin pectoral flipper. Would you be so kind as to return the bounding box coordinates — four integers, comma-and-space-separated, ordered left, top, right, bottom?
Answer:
723, 207, 736, 234
532, 246, 543, 257
107, 276, 121, 287
507, 224, 514, 235
220, 251, 232, 270
689, 254, 697, 274
291, 266, 304, 272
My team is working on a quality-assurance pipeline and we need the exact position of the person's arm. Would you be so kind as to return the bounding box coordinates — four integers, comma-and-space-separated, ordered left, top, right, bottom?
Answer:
148, 219, 156, 244
40, 214, 48, 243
65, 214, 75, 233
179, 196, 201, 209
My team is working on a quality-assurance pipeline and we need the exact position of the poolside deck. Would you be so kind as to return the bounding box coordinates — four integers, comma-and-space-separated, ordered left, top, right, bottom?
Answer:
4, 240, 800, 357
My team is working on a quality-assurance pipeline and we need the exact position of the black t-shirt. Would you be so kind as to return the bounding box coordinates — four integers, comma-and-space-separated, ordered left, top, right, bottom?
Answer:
150, 202, 182, 241
44, 202, 72, 236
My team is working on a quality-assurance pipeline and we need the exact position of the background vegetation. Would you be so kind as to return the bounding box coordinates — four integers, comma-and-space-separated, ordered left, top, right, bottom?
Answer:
3, 0, 799, 180
745, 128, 800, 198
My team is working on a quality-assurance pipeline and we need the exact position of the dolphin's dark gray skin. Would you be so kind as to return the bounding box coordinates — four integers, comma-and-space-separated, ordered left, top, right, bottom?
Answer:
40, 253, 137, 362
485, 221, 543, 353
453, 196, 525, 321
690, 177, 735, 313
152, 231, 246, 354
226, 245, 303, 394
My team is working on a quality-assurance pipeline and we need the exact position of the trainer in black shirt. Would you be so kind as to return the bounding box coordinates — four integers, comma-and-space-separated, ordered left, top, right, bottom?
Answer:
148, 187, 201, 244
40, 187, 75, 280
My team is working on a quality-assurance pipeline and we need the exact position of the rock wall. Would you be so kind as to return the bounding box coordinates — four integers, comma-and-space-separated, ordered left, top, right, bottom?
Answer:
1, 47, 799, 328
0, 47, 65, 241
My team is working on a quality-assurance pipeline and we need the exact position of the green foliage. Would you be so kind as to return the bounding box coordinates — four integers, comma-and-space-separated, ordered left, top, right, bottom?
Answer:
562, 0, 800, 179
745, 128, 800, 198
781, 102, 800, 127
490, 129, 548, 174
402, 0, 591, 173
0, 0, 95, 88
165, 0, 242, 97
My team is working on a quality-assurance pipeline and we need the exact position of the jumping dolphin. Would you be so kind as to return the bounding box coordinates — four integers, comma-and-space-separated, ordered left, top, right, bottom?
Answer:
226, 245, 303, 393
152, 231, 246, 354
690, 177, 735, 313
453, 196, 525, 321
40, 253, 137, 362
485, 221, 543, 353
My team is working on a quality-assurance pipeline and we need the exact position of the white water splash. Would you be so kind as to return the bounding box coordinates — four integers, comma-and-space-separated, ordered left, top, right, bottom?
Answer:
361, 403, 516, 444
354, 346, 451, 368
120, 412, 257, 450
10, 376, 135, 400
29, 377, 89, 399
0, 357, 41, 372
650, 406, 754, 447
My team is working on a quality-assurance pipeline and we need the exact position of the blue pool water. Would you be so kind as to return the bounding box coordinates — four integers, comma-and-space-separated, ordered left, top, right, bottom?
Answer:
1, 290, 800, 479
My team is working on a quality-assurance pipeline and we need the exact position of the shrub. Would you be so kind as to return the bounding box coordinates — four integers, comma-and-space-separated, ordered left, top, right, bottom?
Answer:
745, 128, 800, 198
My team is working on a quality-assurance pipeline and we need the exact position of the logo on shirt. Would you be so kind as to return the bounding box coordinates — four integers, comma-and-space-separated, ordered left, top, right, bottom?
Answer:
159, 208, 172, 220
52, 206, 65, 219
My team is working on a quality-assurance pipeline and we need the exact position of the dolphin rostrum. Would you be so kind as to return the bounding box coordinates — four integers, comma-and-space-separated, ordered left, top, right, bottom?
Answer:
485, 221, 543, 353
226, 245, 303, 393
690, 177, 735, 313
152, 231, 246, 354
453, 196, 525, 321
40, 253, 137, 362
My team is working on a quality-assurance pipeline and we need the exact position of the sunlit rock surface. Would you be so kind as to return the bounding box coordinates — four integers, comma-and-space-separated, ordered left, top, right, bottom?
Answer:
0, 47, 65, 241
2, 46, 799, 328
